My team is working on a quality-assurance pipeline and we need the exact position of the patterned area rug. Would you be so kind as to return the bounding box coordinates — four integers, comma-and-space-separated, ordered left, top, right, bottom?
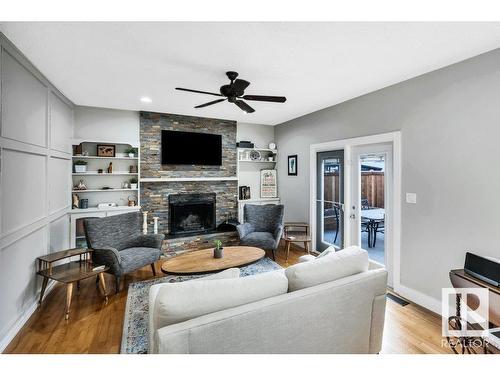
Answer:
121, 257, 282, 354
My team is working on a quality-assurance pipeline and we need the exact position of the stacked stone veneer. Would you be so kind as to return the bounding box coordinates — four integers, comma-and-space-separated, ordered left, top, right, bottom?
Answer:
140, 111, 236, 178
139, 112, 239, 254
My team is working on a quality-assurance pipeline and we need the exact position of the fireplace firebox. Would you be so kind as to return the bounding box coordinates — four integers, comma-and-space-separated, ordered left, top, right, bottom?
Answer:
168, 193, 216, 235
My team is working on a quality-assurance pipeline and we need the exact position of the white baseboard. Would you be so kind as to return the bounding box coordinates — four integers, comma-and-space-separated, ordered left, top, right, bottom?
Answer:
0, 280, 56, 353
394, 283, 442, 315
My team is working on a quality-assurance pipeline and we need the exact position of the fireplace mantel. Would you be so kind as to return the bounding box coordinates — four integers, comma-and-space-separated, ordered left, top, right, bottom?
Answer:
140, 176, 238, 182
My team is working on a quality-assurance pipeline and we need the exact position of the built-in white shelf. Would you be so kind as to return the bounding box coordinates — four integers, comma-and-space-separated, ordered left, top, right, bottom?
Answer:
72, 156, 138, 160
71, 205, 141, 214
140, 176, 238, 182
72, 172, 138, 176
238, 159, 276, 163
238, 197, 280, 203
72, 188, 138, 193
237, 147, 277, 153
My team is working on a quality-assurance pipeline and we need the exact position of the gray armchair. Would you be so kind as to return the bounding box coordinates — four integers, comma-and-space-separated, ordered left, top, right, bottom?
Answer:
237, 204, 284, 260
84, 211, 165, 292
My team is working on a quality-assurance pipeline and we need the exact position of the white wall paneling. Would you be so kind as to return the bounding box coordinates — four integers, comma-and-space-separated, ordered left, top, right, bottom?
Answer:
0, 148, 47, 235
50, 92, 74, 153
0, 33, 74, 352
0, 228, 48, 347
48, 156, 71, 215
1, 49, 48, 147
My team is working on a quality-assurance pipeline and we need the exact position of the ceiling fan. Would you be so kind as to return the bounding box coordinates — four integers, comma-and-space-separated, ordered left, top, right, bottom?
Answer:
175, 71, 286, 113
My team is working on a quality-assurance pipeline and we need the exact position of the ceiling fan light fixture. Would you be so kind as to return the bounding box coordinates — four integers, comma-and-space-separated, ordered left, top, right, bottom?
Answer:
175, 71, 286, 113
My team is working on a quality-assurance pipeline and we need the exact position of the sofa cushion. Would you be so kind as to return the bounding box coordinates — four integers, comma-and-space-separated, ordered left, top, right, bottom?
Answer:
120, 247, 161, 274
285, 246, 369, 292
316, 245, 337, 258
149, 267, 240, 354
240, 231, 276, 250
153, 270, 288, 327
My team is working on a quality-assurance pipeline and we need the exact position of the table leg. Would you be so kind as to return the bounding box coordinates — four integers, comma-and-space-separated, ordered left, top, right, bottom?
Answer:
373, 222, 378, 247
304, 241, 309, 254
65, 283, 73, 320
98, 272, 109, 303
286, 241, 291, 262
39, 277, 48, 305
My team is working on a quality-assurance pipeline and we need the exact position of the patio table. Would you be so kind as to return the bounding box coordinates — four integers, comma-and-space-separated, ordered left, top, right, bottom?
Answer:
361, 208, 385, 248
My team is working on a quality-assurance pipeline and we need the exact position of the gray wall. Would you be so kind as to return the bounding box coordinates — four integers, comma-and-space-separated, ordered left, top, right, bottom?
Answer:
74, 106, 139, 146
237, 122, 274, 149
275, 48, 500, 303
0, 33, 74, 351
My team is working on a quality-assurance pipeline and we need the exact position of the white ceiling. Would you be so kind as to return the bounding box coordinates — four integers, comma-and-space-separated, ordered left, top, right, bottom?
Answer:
2, 22, 500, 125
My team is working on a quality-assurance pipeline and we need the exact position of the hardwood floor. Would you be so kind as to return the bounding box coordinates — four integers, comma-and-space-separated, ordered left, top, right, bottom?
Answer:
4, 245, 450, 354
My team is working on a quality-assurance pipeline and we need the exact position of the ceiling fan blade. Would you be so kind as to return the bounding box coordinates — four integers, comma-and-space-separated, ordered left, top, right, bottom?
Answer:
175, 87, 224, 97
241, 95, 287, 103
234, 100, 255, 113
231, 79, 250, 93
194, 98, 226, 108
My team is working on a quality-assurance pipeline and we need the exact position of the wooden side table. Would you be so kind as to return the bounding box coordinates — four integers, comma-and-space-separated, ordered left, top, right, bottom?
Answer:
282, 222, 311, 262
37, 248, 109, 320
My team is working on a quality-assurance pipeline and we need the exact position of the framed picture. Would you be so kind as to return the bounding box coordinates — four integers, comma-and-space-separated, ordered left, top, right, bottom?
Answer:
97, 144, 116, 157
288, 155, 297, 176
260, 169, 277, 198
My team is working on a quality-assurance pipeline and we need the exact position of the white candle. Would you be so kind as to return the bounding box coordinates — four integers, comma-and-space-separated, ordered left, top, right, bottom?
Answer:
153, 217, 159, 234
142, 211, 148, 234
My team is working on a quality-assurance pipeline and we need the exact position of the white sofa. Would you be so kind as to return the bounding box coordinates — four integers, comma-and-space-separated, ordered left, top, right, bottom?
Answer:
148, 246, 387, 354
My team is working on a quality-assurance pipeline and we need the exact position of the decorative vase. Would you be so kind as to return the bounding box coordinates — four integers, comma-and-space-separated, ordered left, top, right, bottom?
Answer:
153, 217, 159, 234
130, 183, 138, 189
214, 247, 223, 259
142, 211, 148, 234
128, 153, 135, 158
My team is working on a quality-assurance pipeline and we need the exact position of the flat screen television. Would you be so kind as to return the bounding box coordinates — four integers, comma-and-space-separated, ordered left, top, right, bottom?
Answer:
161, 130, 222, 166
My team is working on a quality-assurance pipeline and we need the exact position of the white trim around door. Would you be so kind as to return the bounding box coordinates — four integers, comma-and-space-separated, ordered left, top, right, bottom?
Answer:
309, 131, 401, 289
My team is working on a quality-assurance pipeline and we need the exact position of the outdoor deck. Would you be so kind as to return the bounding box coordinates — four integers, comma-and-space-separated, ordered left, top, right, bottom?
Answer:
324, 229, 385, 264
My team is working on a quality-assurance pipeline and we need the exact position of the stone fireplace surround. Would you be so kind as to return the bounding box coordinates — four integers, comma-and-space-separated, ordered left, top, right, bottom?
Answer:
139, 112, 239, 254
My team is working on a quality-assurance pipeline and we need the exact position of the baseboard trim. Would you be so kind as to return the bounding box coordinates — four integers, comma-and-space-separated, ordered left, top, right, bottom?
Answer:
0, 280, 56, 353
394, 284, 442, 315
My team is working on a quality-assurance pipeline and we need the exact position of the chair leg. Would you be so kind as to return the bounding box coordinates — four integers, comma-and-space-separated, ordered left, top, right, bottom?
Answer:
271, 249, 276, 261
115, 276, 121, 293
151, 263, 157, 276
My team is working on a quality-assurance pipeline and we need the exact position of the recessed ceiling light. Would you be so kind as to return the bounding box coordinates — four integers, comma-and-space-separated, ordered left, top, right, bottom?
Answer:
140, 97, 152, 103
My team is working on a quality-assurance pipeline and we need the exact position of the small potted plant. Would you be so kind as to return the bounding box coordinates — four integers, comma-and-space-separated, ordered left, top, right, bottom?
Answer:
130, 177, 138, 189
74, 160, 88, 173
126, 147, 136, 158
214, 240, 223, 259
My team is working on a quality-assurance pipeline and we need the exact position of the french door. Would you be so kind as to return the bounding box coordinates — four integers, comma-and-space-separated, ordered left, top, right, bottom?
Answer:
349, 143, 393, 285
315, 150, 344, 252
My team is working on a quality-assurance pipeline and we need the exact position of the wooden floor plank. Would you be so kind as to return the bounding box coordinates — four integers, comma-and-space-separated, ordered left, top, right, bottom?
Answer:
4, 244, 450, 354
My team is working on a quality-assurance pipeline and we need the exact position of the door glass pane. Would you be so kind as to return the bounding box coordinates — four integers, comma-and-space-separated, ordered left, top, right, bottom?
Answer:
316, 151, 344, 252
359, 154, 385, 264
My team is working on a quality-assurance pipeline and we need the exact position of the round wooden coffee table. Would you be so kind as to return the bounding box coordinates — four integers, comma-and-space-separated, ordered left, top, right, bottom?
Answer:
161, 246, 266, 275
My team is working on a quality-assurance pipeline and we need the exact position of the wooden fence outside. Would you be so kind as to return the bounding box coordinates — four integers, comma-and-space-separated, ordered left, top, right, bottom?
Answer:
324, 171, 384, 208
